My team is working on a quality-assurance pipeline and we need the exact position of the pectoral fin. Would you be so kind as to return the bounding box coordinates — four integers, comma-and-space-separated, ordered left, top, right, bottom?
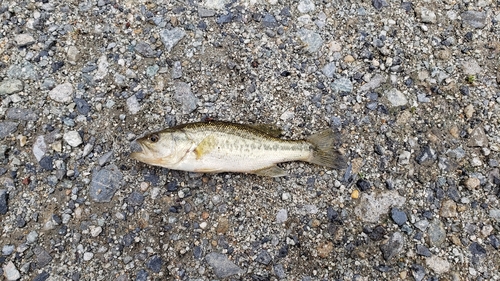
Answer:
251, 166, 288, 177
194, 135, 216, 160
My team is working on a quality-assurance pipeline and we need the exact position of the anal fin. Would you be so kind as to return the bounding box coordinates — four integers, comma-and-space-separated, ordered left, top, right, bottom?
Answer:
252, 166, 288, 177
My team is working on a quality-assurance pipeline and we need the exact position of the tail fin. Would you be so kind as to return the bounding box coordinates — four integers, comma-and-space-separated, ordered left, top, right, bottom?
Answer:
306, 129, 347, 170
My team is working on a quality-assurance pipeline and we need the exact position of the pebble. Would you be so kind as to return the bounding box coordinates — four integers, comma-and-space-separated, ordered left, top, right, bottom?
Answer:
49, 83, 74, 103
469, 242, 487, 256
416, 244, 431, 257
322, 62, 336, 78
6, 107, 38, 121
126, 95, 141, 114
330, 77, 353, 93
354, 190, 405, 222
464, 177, 480, 190
0, 79, 24, 95
415, 145, 437, 165
172, 61, 182, 79
380, 232, 404, 261
0, 121, 19, 139
7, 63, 38, 80
273, 264, 286, 279
63, 131, 83, 147
39, 156, 54, 171
317, 241, 333, 258
411, 264, 426, 281
147, 255, 163, 273
74, 98, 90, 115
0, 189, 7, 214
391, 208, 408, 226
385, 88, 408, 107
89, 164, 123, 202
427, 219, 446, 247
462, 59, 482, 75
200, 0, 228, 9
159, 28, 186, 52
135, 41, 157, 58
3, 261, 21, 280
90, 225, 102, 237
32, 272, 50, 281
66, 46, 80, 64
198, 7, 216, 18
416, 7, 437, 23
128, 191, 145, 206
467, 126, 488, 147
15, 33, 36, 47
359, 74, 386, 92
414, 219, 429, 231
2, 244, 15, 255
94, 55, 109, 81
489, 209, 500, 222
98, 151, 113, 166
297, 28, 323, 53
34, 247, 53, 268
83, 252, 94, 261
372, 0, 388, 10
297, 0, 315, 13
440, 199, 457, 218
26, 231, 39, 244
426, 256, 450, 274
174, 82, 198, 113
461, 11, 487, 29
205, 252, 244, 278
276, 209, 288, 223
33, 136, 47, 162
255, 250, 272, 265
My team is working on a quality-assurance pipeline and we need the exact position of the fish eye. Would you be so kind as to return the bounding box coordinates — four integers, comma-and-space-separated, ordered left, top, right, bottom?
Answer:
148, 134, 159, 143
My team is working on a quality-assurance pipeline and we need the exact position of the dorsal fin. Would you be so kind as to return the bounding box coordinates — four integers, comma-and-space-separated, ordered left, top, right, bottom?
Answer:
248, 124, 283, 138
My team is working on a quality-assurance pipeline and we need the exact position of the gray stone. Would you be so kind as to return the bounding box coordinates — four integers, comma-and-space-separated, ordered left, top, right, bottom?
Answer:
0, 121, 18, 139
274, 264, 286, 279
298, 0, 315, 13
90, 165, 123, 202
63, 131, 82, 147
146, 64, 159, 77
94, 55, 109, 81
114, 73, 127, 87
380, 232, 404, 261
359, 74, 386, 92
297, 28, 323, 53
98, 151, 113, 166
2, 245, 15, 256
461, 11, 487, 29
462, 59, 481, 75
6, 107, 37, 121
7, 63, 38, 80
322, 62, 336, 78
411, 264, 426, 281
427, 219, 446, 247
354, 190, 406, 223
385, 88, 408, 107
414, 219, 429, 231
67, 46, 81, 64
33, 136, 47, 162
15, 33, 36, 47
391, 208, 408, 226
174, 82, 198, 113
49, 83, 73, 103
200, 0, 229, 9
205, 252, 244, 278
34, 247, 52, 268
198, 7, 216, 17
468, 126, 488, 147
415, 145, 437, 165
416, 244, 432, 257
372, 0, 388, 10
147, 255, 163, 273
489, 209, 500, 222
126, 95, 140, 114
262, 13, 278, 28
446, 147, 466, 159
26, 231, 39, 244
159, 28, 186, 52
255, 250, 272, 265
172, 61, 182, 79
0, 79, 23, 95
330, 77, 353, 93
135, 41, 157, 58
416, 7, 437, 23
0, 189, 7, 215
3, 261, 21, 280
276, 209, 288, 223
127, 191, 144, 206
426, 256, 450, 274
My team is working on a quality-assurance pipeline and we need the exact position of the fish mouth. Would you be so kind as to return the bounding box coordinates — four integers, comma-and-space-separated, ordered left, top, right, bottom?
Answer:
130, 141, 148, 160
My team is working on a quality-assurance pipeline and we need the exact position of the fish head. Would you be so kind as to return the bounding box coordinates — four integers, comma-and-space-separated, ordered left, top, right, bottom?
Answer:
131, 130, 187, 167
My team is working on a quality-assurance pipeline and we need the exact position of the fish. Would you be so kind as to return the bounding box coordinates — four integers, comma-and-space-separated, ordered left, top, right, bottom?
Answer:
130, 121, 347, 177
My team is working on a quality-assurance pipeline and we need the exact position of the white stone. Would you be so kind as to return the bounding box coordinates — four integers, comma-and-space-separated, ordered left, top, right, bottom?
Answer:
426, 256, 450, 274
83, 252, 94, 261
385, 88, 408, 107
298, 0, 315, 13
94, 55, 109, 81
67, 46, 81, 64
63, 131, 83, 147
3, 261, 21, 280
49, 83, 73, 103
14, 33, 35, 47
90, 226, 102, 237
126, 95, 141, 114
354, 190, 406, 223
32, 135, 46, 161
276, 209, 288, 223
201, 0, 229, 9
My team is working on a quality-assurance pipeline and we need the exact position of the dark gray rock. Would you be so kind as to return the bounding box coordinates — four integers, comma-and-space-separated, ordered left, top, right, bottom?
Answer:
39, 156, 54, 171
380, 232, 404, 261
89, 165, 123, 202
415, 145, 437, 165
372, 0, 388, 10
255, 250, 272, 265
262, 13, 278, 28
411, 264, 426, 281
74, 98, 90, 115
391, 208, 408, 226
174, 82, 198, 113
6, 107, 38, 121
205, 252, 244, 278
127, 191, 144, 207
0, 121, 18, 139
416, 244, 431, 257
274, 263, 286, 279
33, 271, 50, 281
0, 189, 8, 214
34, 247, 53, 268
469, 242, 486, 256
461, 11, 487, 29
146, 255, 163, 273
135, 41, 158, 58
198, 7, 215, 18
216, 12, 233, 24
136, 269, 148, 281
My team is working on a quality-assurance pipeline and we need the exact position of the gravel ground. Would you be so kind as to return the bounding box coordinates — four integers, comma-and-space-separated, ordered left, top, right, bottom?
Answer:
1, 0, 500, 280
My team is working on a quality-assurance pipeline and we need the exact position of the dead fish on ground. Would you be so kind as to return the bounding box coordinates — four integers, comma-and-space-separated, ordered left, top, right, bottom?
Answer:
131, 121, 347, 177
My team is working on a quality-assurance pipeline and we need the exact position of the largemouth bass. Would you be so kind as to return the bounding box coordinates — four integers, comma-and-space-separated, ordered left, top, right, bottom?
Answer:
131, 121, 347, 177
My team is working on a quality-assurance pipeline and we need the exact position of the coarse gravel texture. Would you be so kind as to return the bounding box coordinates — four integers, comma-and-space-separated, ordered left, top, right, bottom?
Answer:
0, 0, 500, 280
